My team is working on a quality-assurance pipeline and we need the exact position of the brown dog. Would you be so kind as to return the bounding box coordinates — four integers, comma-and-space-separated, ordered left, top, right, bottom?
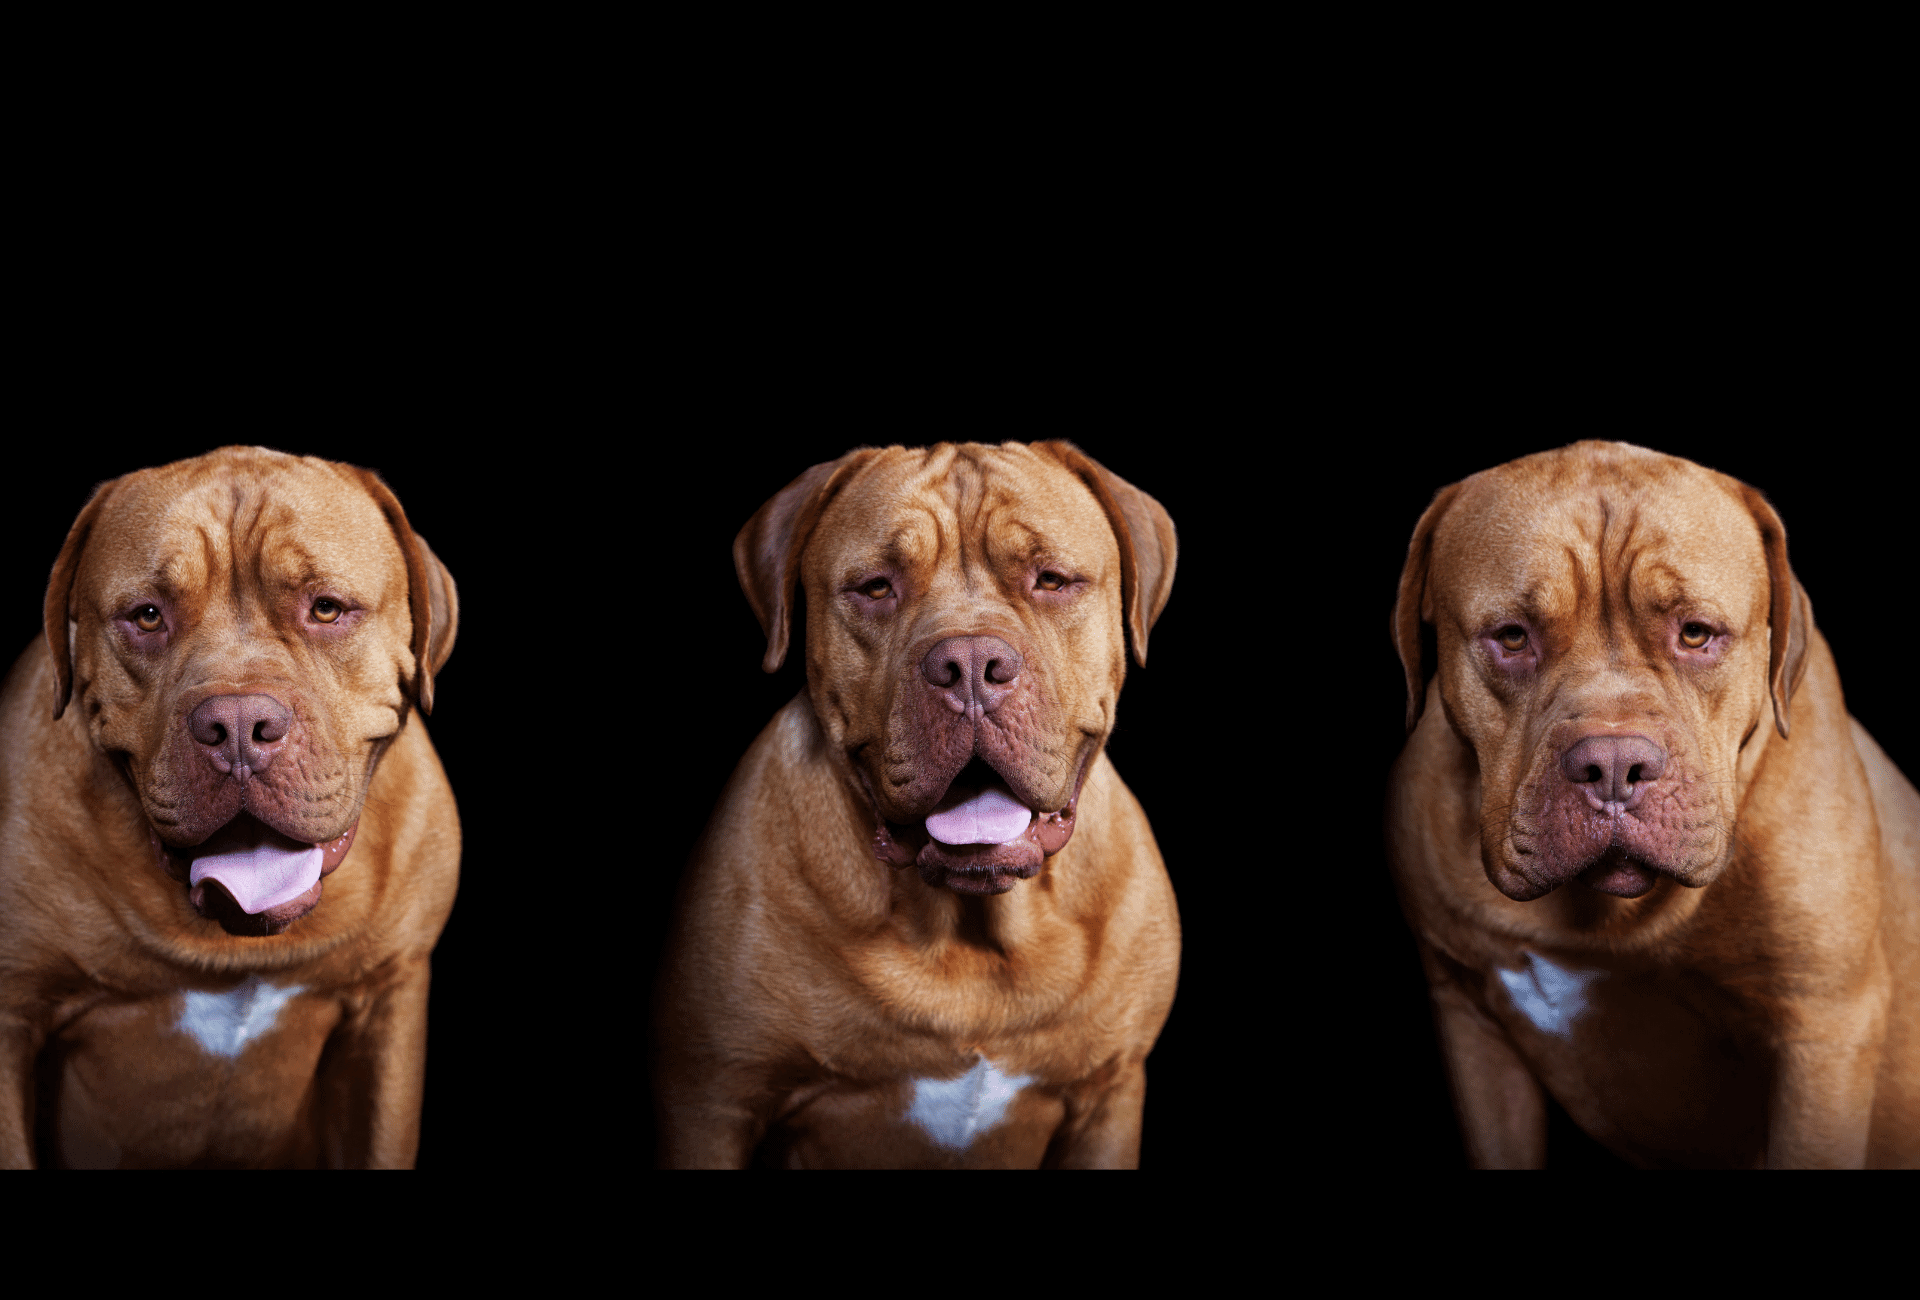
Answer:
0, 447, 459, 1168
1387, 441, 1920, 1168
655, 442, 1179, 1168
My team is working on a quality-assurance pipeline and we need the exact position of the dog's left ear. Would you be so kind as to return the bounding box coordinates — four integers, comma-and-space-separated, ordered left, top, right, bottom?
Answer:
44, 478, 123, 720
1035, 443, 1177, 667
1737, 484, 1811, 739
352, 468, 459, 716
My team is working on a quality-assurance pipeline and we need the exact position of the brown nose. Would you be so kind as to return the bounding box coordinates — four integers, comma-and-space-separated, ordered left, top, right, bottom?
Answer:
921, 636, 1023, 719
1561, 733, 1667, 810
188, 694, 293, 776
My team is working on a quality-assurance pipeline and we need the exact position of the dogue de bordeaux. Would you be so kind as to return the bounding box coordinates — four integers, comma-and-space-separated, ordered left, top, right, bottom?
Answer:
1388, 441, 1920, 1168
0, 447, 459, 1168
655, 441, 1180, 1168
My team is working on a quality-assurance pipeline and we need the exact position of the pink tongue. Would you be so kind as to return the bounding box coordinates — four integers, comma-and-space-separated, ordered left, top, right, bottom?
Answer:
925, 785, 1035, 846
190, 841, 323, 915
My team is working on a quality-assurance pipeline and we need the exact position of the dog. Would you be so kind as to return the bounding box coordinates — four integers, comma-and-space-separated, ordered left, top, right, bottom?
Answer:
0, 446, 459, 1168
655, 441, 1180, 1168
1387, 440, 1920, 1167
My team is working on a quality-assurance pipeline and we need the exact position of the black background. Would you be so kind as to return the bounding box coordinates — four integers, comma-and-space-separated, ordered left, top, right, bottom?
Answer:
1, 426, 1236, 1169
4, 409, 1909, 1169
1340, 433, 1915, 1169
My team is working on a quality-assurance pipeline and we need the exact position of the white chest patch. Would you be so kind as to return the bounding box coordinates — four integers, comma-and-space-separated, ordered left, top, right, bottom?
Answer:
907, 1055, 1034, 1151
1497, 951, 1601, 1040
177, 976, 305, 1059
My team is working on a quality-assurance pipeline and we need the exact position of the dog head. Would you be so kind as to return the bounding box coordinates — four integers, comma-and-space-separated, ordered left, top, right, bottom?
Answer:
736, 441, 1175, 895
1393, 441, 1809, 901
44, 446, 458, 935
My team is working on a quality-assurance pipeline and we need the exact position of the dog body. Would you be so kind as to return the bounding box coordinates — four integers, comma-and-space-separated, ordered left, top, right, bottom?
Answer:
655, 442, 1179, 1169
1388, 441, 1920, 1168
0, 447, 458, 1168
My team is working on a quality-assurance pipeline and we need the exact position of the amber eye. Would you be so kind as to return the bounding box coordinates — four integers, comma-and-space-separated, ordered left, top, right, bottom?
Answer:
1496, 626, 1528, 652
859, 579, 892, 600
1036, 571, 1068, 592
311, 599, 342, 624
1680, 622, 1711, 649
133, 605, 163, 632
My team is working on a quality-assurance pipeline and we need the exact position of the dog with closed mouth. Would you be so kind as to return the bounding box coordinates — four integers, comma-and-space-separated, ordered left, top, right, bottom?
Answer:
1388, 441, 1920, 1168
655, 441, 1180, 1168
0, 447, 458, 1168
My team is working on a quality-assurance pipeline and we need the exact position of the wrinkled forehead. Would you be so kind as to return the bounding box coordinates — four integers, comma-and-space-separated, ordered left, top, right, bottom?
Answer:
1429, 461, 1770, 628
809, 445, 1117, 579
83, 457, 400, 592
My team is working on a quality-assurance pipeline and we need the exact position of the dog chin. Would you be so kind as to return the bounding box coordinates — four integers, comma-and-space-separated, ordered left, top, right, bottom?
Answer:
916, 839, 1044, 895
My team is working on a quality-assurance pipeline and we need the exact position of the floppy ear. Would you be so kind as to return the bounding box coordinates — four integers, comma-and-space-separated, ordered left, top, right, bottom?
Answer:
44, 478, 121, 720
350, 468, 459, 716
734, 450, 881, 673
1034, 442, 1178, 667
1737, 484, 1811, 739
1392, 481, 1465, 734
410, 533, 460, 697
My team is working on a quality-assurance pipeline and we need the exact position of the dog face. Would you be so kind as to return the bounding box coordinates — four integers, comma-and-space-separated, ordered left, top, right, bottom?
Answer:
45, 446, 457, 933
737, 441, 1175, 896
1395, 442, 1808, 901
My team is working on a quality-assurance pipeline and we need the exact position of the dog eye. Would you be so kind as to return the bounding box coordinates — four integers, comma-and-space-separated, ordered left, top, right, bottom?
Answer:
134, 605, 163, 632
1680, 622, 1711, 649
311, 599, 342, 624
859, 580, 892, 600
1496, 626, 1528, 652
1036, 572, 1068, 592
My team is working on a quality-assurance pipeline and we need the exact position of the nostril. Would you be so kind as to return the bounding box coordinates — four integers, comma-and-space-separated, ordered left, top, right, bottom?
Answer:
209, 725, 227, 746
1584, 765, 1602, 783
1627, 764, 1643, 784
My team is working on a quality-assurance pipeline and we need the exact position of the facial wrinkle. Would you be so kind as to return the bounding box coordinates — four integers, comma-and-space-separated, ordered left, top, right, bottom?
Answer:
1595, 494, 1614, 655
952, 453, 986, 591
1604, 498, 1650, 669
918, 447, 958, 576
925, 505, 952, 577
226, 483, 258, 635
195, 524, 222, 613
1561, 545, 1589, 621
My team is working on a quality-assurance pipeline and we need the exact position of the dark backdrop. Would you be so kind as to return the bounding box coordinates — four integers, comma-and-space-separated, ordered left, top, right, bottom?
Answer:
632, 434, 1235, 1169
6, 423, 1906, 1170
0, 429, 1238, 1170
1332, 431, 1914, 1169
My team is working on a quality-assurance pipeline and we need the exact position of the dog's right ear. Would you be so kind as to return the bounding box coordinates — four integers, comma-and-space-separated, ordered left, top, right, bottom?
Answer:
44, 478, 121, 721
734, 450, 881, 673
1392, 481, 1464, 734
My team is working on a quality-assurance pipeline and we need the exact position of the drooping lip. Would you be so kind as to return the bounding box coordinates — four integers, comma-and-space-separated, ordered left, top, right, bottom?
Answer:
1499, 842, 1692, 901
1575, 848, 1662, 898
1495, 770, 1713, 901
149, 812, 359, 936
858, 748, 1092, 884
